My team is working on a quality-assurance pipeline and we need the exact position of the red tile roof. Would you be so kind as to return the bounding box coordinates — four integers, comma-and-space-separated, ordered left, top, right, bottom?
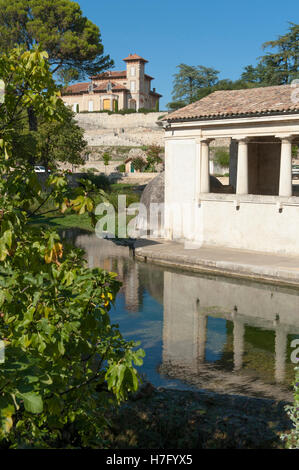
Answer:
166, 85, 299, 122
93, 81, 128, 92
123, 53, 148, 63
62, 82, 89, 95
62, 80, 128, 95
91, 70, 127, 79
150, 90, 162, 98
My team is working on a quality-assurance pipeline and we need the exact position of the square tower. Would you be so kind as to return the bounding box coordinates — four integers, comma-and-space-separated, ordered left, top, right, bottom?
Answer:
123, 53, 148, 111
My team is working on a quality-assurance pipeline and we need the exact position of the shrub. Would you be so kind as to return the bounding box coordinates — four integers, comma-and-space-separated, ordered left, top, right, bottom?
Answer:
213, 147, 230, 168
80, 173, 111, 191
86, 168, 98, 174
137, 108, 156, 114
117, 163, 125, 173
145, 145, 163, 172
131, 156, 146, 172
281, 367, 299, 449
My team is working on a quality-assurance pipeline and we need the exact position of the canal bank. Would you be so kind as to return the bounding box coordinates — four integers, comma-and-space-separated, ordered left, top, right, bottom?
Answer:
135, 240, 299, 288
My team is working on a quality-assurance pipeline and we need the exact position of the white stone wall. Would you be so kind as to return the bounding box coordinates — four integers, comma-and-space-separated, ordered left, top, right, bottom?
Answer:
198, 195, 299, 255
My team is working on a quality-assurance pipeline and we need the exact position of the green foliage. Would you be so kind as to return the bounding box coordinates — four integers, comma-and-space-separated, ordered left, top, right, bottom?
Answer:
79, 173, 111, 192
131, 156, 146, 172
0, 48, 144, 449
32, 102, 87, 167
166, 100, 187, 111
281, 367, 299, 449
213, 147, 230, 168
0, 0, 113, 80
102, 152, 111, 167
172, 64, 219, 104
117, 164, 125, 173
241, 23, 299, 85
137, 108, 156, 114
145, 145, 163, 172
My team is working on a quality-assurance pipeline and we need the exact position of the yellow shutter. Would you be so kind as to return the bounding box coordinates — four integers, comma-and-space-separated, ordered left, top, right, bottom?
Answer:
103, 99, 110, 110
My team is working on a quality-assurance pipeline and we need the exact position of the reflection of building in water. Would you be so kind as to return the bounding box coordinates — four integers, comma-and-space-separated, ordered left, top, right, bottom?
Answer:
162, 271, 299, 400
68, 232, 141, 313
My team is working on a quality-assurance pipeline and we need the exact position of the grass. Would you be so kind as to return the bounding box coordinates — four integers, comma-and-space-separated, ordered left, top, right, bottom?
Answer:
30, 182, 141, 232
31, 211, 94, 231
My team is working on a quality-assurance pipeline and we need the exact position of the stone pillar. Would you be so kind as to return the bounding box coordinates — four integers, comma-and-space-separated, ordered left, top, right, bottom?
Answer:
236, 138, 249, 195
279, 137, 293, 197
200, 139, 211, 193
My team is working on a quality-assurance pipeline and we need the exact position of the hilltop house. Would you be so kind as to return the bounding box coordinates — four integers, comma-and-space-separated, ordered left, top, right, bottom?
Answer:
61, 54, 162, 112
162, 84, 299, 255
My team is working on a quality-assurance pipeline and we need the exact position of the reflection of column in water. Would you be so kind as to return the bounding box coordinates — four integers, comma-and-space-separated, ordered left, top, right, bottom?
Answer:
124, 262, 140, 313
117, 258, 124, 282
103, 257, 113, 272
233, 319, 245, 371
197, 300, 207, 365
275, 327, 287, 383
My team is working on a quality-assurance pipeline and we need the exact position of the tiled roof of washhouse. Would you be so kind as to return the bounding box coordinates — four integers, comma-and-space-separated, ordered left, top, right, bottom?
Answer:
165, 85, 299, 122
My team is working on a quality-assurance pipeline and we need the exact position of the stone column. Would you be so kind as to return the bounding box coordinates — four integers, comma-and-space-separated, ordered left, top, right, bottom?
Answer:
200, 139, 212, 193
279, 137, 293, 197
236, 138, 249, 195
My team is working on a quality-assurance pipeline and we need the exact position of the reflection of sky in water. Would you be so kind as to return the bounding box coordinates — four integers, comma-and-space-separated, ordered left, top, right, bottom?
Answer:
205, 317, 227, 362
111, 290, 198, 390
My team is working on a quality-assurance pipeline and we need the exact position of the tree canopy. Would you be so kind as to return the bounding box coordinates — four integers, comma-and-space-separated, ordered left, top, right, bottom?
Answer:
11, 101, 88, 168
168, 23, 299, 111
0, 0, 113, 81
242, 22, 299, 86
171, 64, 219, 105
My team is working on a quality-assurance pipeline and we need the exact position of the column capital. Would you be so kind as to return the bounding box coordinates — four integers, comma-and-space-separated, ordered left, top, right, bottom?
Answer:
275, 134, 294, 143
196, 137, 215, 145
234, 136, 251, 143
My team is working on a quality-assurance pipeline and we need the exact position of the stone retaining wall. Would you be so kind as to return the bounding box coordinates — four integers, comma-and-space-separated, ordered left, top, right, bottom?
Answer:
75, 112, 166, 147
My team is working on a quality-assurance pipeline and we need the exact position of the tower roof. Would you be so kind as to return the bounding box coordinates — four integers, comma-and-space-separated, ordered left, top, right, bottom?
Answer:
123, 53, 148, 63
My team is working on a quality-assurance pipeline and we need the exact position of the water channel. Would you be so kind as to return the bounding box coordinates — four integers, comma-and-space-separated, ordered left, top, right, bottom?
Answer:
64, 229, 299, 402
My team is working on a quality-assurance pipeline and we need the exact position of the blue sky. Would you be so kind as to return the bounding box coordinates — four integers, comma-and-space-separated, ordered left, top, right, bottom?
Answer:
78, 0, 299, 109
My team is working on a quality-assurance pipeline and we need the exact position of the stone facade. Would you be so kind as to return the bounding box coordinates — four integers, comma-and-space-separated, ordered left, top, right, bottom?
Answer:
61, 54, 162, 112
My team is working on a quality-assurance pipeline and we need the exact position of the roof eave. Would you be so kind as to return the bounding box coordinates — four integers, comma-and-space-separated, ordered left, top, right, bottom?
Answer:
166, 109, 299, 123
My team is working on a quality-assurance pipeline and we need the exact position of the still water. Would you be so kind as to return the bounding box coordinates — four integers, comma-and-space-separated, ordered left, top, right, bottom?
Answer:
64, 229, 299, 402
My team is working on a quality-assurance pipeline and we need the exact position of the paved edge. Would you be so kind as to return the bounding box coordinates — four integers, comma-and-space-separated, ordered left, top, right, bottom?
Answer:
135, 248, 299, 288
